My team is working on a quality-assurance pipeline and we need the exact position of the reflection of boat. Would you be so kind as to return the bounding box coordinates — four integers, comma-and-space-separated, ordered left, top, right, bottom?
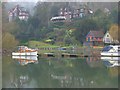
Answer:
101, 57, 120, 61
12, 56, 38, 60
101, 57, 120, 67
101, 45, 120, 57
12, 56, 38, 65
12, 46, 38, 56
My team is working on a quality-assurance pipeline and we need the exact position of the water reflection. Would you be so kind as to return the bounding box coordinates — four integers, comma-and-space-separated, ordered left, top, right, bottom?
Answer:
11, 74, 29, 88
12, 56, 38, 66
101, 57, 120, 67
2, 56, 118, 88
86, 56, 103, 68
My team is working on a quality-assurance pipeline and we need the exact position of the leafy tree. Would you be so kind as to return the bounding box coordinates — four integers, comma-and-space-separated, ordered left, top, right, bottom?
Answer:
2, 32, 19, 49
74, 18, 99, 43
109, 24, 119, 43
109, 6, 118, 24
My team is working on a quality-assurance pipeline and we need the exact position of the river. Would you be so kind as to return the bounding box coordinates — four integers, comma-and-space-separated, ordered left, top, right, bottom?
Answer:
2, 55, 119, 88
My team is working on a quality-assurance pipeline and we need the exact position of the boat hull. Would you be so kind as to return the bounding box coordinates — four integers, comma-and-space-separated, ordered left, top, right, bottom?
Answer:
101, 52, 120, 57
12, 51, 38, 56
12, 55, 38, 60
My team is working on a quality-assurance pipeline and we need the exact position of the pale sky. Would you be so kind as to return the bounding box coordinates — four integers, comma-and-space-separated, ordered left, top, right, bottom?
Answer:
5, 0, 42, 3
5, 0, 120, 2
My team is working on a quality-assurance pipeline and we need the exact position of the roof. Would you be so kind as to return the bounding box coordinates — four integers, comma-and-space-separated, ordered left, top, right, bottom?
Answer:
9, 4, 29, 15
86, 30, 104, 38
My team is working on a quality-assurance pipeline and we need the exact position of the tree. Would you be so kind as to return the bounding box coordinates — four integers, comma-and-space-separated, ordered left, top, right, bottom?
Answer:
2, 32, 19, 49
109, 6, 118, 24
74, 18, 99, 43
109, 24, 119, 43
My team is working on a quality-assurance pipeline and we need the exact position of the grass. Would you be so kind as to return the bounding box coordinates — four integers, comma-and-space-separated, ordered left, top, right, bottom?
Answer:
25, 40, 102, 55
27, 41, 60, 48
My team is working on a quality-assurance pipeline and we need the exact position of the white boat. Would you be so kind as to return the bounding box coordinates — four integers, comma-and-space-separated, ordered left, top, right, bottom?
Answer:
101, 45, 120, 57
101, 57, 120, 67
12, 46, 38, 56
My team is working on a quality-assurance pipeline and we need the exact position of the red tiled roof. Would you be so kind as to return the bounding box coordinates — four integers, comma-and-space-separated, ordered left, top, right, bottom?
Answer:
86, 30, 104, 38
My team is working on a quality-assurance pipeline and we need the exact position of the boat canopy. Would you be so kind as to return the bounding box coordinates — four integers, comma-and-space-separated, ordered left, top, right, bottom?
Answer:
102, 46, 113, 52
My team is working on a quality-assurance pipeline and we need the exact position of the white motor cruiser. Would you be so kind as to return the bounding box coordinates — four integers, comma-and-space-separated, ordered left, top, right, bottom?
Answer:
101, 45, 120, 57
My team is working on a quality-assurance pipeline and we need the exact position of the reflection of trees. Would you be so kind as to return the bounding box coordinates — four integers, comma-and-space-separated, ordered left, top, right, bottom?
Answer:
3, 56, 118, 88
39, 57, 118, 88
108, 67, 118, 77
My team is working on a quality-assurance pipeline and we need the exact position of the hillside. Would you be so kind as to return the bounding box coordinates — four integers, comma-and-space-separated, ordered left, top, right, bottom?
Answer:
2, 2, 119, 49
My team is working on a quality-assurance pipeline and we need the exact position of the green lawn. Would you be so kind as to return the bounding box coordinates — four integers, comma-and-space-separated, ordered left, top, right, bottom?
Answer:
27, 41, 60, 48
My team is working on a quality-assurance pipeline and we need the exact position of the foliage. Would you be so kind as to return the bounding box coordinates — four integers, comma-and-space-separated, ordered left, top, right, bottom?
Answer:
74, 18, 99, 43
109, 24, 119, 43
2, 32, 19, 49
2, 2, 119, 47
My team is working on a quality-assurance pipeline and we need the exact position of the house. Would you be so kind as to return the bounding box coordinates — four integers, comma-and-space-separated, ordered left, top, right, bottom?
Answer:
51, 6, 94, 22
103, 31, 113, 44
59, 8, 72, 22
73, 8, 93, 18
103, 31, 119, 44
8, 4, 29, 22
85, 30, 104, 46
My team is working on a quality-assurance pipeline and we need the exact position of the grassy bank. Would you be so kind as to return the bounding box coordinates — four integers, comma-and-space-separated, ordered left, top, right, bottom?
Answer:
26, 40, 102, 56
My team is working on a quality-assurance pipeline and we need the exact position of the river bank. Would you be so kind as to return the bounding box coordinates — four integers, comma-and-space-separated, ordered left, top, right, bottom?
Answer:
2, 40, 103, 57
2, 46, 102, 58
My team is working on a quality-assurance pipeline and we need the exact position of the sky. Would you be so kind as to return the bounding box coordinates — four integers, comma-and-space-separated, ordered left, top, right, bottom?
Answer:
4, 0, 42, 3
5, 0, 120, 2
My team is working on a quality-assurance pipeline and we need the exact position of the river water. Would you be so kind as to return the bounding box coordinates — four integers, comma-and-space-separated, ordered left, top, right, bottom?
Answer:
2, 55, 119, 88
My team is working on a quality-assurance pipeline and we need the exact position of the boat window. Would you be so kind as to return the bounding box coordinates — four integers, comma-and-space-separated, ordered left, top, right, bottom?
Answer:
102, 46, 113, 52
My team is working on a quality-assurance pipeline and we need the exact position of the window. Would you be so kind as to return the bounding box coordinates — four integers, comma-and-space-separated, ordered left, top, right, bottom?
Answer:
102, 46, 113, 52
105, 38, 111, 43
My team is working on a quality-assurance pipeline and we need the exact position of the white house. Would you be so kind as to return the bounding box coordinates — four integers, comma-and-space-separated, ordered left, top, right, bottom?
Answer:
103, 31, 113, 44
8, 5, 29, 22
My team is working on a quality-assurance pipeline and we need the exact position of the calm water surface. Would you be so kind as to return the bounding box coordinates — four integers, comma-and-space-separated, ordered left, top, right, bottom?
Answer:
2, 55, 119, 88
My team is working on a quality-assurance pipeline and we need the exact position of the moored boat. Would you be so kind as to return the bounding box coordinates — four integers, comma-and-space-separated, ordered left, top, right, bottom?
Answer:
12, 46, 38, 56
101, 45, 120, 57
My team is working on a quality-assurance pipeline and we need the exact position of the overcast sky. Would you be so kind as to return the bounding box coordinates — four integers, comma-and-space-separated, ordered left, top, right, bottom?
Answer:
6, 0, 120, 2
7, 0, 40, 3
6, 0, 119, 2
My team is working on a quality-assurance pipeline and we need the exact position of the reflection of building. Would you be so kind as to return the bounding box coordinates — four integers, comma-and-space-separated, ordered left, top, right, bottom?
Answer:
8, 4, 29, 22
86, 57, 103, 68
